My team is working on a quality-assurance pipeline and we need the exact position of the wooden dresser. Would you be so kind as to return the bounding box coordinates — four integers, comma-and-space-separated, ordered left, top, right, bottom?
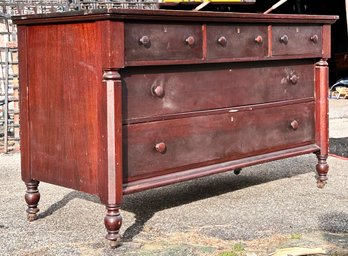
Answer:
13, 10, 337, 247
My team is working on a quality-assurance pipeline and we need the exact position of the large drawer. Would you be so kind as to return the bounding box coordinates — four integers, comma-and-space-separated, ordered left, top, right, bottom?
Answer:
125, 22, 203, 62
207, 24, 268, 59
122, 61, 314, 122
272, 25, 322, 56
123, 102, 315, 181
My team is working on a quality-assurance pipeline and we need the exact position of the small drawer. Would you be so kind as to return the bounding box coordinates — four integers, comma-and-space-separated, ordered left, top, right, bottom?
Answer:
207, 24, 268, 59
125, 22, 203, 62
123, 102, 315, 181
272, 25, 322, 56
122, 61, 314, 122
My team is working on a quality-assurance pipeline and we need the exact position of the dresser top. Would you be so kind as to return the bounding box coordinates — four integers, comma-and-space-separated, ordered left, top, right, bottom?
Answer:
12, 8, 338, 25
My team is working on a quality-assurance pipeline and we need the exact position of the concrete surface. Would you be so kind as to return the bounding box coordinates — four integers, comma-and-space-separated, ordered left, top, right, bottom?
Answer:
0, 99, 347, 256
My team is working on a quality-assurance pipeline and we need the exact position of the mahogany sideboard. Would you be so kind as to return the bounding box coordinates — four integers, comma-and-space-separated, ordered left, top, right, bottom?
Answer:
13, 9, 338, 247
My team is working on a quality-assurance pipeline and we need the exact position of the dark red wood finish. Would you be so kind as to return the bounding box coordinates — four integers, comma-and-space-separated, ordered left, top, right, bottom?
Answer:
13, 10, 337, 247
272, 25, 322, 56
125, 22, 203, 62
123, 102, 315, 182
122, 61, 314, 122
206, 24, 268, 59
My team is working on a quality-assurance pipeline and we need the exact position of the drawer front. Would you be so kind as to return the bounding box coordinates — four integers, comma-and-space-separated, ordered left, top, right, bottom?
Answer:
122, 62, 314, 122
124, 102, 315, 181
125, 22, 203, 62
207, 25, 268, 59
272, 25, 322, 56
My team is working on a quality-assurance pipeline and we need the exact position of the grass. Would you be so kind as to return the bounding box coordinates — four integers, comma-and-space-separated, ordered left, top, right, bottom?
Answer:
290, 233, 302, 240
217, 243, 245, 256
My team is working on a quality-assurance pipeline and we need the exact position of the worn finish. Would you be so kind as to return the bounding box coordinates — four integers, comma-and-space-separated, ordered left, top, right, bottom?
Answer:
123, 102, 315, 182
125, 22, 203, 62
13, 9, 337, 247
122, 61, 314, 122
272, 25, 322, 56
207, 25, 268, 59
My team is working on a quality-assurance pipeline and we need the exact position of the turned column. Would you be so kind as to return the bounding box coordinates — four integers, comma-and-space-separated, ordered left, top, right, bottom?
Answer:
102, 70, 123, 247
315, 59, 329, 188
25, 180, 40, 221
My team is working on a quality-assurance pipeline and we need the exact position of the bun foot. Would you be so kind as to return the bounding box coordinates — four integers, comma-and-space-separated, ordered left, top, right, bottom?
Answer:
317, 180, 327, 189
27, 213, 38, 222
233, 168, 242, 175
109, 235, 122, 248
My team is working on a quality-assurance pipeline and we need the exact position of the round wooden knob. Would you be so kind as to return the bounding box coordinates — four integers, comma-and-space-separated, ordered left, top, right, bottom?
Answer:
185, 36, 195, 46
254, 35, 263, 44
279, 34, 289, 44
155, 142, 166, 154
151, 84, 165, 98
139, 36, 150, 47
310, 34, 319, 43
287, 74, 299, 85
290, 120, 299, 130
217, 36, 227, 47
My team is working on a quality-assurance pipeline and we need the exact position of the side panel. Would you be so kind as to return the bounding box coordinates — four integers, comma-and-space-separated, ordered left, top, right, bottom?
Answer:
18, 26, 31, 183
27, 22, 104, 194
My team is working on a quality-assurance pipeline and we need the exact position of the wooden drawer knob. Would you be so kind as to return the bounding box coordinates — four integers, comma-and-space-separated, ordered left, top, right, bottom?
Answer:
185, 36, 195, 46
290, 120, 299, 130
287, 73, 299, 85
217, 36, 227, 47
279, 34, 289, 44
155, 142, 167, 154
254, 35, 263, 44
151, 84, 165, 98
139, 36, 150, 47
310, 34, 319, 43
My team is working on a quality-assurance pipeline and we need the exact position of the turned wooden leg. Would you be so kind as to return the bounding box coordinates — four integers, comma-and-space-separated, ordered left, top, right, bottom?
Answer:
316, 154, 329, 189
104, 204, 122, 248
25, 180, 40, 221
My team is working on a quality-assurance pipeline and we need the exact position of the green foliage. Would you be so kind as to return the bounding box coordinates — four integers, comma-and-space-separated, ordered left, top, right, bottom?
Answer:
233, 243, 245, 252
290, 233, 302, 240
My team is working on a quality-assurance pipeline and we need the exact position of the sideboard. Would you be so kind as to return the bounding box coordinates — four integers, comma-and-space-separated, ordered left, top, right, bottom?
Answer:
13, 9, 338, 247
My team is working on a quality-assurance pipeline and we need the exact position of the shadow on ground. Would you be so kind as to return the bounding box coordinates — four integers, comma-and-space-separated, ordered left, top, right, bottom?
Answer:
329, 137, 348, 158
37, 158, 315, 242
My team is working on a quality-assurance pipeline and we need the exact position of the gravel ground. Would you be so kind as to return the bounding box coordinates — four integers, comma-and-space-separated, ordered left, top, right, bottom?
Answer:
0, 99, 347, 256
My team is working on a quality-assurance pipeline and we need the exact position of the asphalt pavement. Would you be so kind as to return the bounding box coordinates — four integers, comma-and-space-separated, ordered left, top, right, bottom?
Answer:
0, 99, 347, 256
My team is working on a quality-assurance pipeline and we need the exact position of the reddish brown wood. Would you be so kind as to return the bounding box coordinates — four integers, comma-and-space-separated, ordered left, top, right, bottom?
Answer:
207, 25, 268, 59
272, 25, 322, 56
322, 25, 331, 60
26, 22, 104, 195
123, 144, 320, 194
122, 61, 315, 122
104, 204, 122, 247
25, 180, 40, 221
315, 60, 329, 188
17, 26, 31, 183
12, 9, 338, 26
125, 22, 203, 62
123, 102, 315, 181
13, 10, 336, 247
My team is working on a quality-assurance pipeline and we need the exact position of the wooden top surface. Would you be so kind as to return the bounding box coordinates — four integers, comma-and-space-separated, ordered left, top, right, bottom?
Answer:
12, 8, 338, 25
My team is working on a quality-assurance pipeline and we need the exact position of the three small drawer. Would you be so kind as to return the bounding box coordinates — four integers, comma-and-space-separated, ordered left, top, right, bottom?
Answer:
123, 102, 315, 181
124, 23, 323, 62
